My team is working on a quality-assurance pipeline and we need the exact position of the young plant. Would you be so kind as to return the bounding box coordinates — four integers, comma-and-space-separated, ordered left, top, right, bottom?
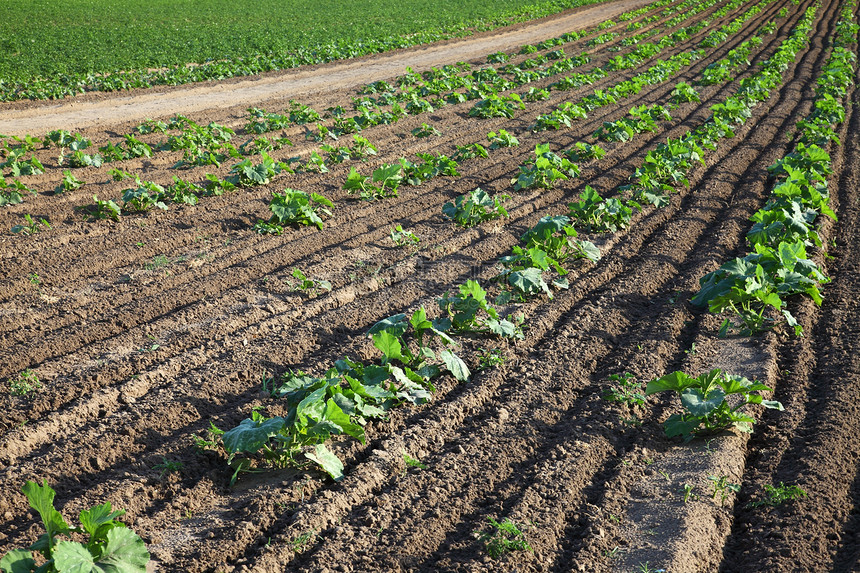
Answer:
476, 348, 506, 371
230, 152, 291, 186
512, 143, 579, 191
254, 189, 333, 234
747, 482, 807, 508
565, 142, 605, 163
671, 81, 700, 104
88, 195, 122, 222
645, 369, 784, 441
707, 475, 741, 505
411, 123, 441, 138
343, 164, 403, 200
8, 369, 42, 396
437, 280, 524, 339
287, 267, 332, 294
11, 214, 51, 235
487, 129, 519, 149
390, 225, 420, 249
56, 170, 84, 194
568, 186, 635, 233
603, 372, 645, 406
121, 179, 168, 213
0, 480, 150, 572
477, 517, 532, 560
442, 188, 509, 227
468, 94, 524, 119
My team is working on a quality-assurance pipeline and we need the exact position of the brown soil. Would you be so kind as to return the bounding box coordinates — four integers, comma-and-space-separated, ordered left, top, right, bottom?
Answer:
0, 0, 858, 571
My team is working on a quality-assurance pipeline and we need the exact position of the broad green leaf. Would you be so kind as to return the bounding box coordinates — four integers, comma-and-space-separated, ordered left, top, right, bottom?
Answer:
645, 371, 694, 395
53, 541, 93, 572
92, 523, 150, 572
440, 350, 470, 382
78, 503, 124, 538
663, 414, 700, 440
0, 550, 36, 573
508, 267, 551, 298
761, 399, 784, 411
222, 417, 286, 453
322, 399, 365, 443
577, 240, 601, 262
367, 314, 408, 338
22, 480, 70, 542
372, 331, 403, 362
305, 444, 344, 481
680, 387, 725, 417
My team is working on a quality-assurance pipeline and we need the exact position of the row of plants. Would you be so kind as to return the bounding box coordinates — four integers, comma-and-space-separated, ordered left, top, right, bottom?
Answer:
0, 0, 631, 102
691, 0, 857, 335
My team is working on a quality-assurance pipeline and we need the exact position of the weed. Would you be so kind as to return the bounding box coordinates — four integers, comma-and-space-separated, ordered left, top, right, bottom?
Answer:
144, 255, 171, 271
747, 482, 807, 508
707, 475, 740, 505
478, 517, 532, 559
477, 348, 506, 371
291, 529, 316, 553
390, 224, 420, 249
9, 369, 42, 396
603, 372, 645, 406
288, 267, 332, 295
403, 454, 427, 470
153, 457, 184, 478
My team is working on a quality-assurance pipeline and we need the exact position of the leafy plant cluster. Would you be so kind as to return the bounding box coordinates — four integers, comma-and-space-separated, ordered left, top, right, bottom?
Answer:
693, 5, 846, 336
0, 480, 150, 572
217, 306, 474, 481
442, 188, 509, 227
254, 188, 334, 234
645, 369, 784, 441
497, 214, 600, 300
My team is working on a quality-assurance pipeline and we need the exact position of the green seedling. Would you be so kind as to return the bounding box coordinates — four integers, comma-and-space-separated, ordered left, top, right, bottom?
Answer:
476, 348, 506, 371
603, 372, 645, 406
403, 454, 427, 470
291, 530, 316, 553
288, 267, 332, 294
645, 369, 784, 441
8, 369, 42, 396
680, 483, 698, 503
11, 214, 51, 235
411, 122, 441, 138
442, 188, 509, 227
390, 224, 420, 249
707, 475, 740, 505
153, 457, 183, 478
478, 517, 532, 560
747, 482, 807, 508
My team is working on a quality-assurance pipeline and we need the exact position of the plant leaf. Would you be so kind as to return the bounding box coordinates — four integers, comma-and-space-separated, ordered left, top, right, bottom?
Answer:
222, 417, 286, 453
440, 350, 470, 382
305, 444, 345, 481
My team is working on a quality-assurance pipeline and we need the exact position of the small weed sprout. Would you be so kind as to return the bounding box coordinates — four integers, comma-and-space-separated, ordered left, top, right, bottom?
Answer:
291, 529, 316, 553
478, 517, 532, 559
477, 348, 506, 371
9, 369, 42, 396
153, 457, 184, 478
603, 372, 644, 406
403, 454, 427, 470
747, 482, 807, 508
708, 475, 740, 505
288, 267, 332, 295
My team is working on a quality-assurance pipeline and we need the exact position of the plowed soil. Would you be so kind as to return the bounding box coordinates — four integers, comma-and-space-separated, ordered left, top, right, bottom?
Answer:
1, 0, 858, 571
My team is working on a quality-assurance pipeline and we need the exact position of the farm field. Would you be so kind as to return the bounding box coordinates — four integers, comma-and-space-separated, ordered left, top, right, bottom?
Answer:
0, 0, 859, 571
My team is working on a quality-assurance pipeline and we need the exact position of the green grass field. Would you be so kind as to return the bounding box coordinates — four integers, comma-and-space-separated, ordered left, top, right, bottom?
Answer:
0, 0, 595, 83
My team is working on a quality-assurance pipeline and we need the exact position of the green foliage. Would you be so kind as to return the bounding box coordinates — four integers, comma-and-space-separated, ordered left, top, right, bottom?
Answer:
603, 372, 644, 406
564, 142, 605, 163
487, 130, 519, 149
0, 480, 150, 572
288, 267, 332, 294
568, 186, 635, 233
121, 179, 168, 213
645, 369, 784, 441
87, 196, 122, 222
11, 214, 51, 235
390, 225, 420, 248
512, 143, 579, 191
478, 518, 532, 559
8, 369, 42, 396
230, 152, 291, 187
442, 188, 509, 227
747, 482, 807, 508
344, 164, 403, 200
437, 280, 524, 339
255, 189, 333, 234
56, 170, 84, 194
411, 123, 441, 138
468, 94, 524, 119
